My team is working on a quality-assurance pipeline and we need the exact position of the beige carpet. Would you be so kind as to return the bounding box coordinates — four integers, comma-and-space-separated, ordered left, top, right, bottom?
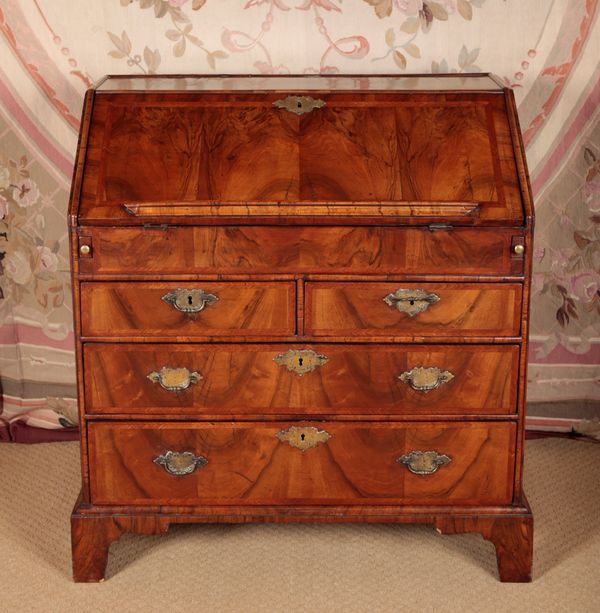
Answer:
1, 439, 599, 613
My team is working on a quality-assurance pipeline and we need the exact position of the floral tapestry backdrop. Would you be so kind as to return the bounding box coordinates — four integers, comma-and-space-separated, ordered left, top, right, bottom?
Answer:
0, 0, 599, 441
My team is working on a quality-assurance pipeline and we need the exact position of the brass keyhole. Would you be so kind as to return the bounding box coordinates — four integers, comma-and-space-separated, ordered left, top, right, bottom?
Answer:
298, 357, 304, 367
409, 300, 415, 306
297, 101, 302, 109
300, 433, 306, 441
188, 295, 193, 306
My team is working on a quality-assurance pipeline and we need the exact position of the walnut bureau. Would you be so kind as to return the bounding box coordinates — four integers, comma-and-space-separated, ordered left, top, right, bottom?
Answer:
69, 74, 534, 582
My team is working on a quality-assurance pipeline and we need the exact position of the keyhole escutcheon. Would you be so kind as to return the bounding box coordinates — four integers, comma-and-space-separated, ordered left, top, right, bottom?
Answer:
300, 433, 306, 441
298, 357, 304, 366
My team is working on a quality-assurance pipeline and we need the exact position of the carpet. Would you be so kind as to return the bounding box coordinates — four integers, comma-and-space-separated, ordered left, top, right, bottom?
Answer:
1, 439, 599, 612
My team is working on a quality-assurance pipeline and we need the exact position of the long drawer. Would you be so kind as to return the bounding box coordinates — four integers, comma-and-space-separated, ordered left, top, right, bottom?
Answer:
83, 343, 519, 416
80, 281, 296, 338
78, 226, 524, 276
88, 421, 516, 506
306, 282, 522, 338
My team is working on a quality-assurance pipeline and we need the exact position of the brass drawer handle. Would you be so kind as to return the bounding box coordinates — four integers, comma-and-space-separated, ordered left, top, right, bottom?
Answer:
398, 366, 454, 392
273, 95, 325, 115
383, 288, 440, 317
147, 367, 202, 392
396, 451, 451, 475
273, 349, 329, 376
162, 288, 218, 314
154, 451, 208, 476
277, 426, 331, 452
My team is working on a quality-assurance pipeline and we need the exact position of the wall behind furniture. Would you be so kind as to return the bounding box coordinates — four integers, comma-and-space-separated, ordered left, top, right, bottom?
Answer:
1, 0, 599, 441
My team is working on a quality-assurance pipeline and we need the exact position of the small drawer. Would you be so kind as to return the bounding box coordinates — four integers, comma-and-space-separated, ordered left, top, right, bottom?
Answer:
80, 281, 296, 338
78, 226, 523, 276
84, 343, 519, 417
88, 421, 516, 506
306, 282, 522, 338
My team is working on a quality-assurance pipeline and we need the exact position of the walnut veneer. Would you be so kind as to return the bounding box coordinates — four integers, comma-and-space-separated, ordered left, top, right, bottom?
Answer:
69, 74, 534, 583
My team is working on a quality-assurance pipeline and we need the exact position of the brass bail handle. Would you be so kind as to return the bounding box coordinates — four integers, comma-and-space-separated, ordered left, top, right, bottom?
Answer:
398, 366, 454, 393
147, 367, 202, 392
154, 451, 208, 476
396, 451, 451, 475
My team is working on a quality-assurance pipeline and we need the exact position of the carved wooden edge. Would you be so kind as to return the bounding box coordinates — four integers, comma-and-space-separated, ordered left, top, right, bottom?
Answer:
67, 89, 95, 227
434, 496, 533, 582
71, 493, 532, 582
71, 496, 169, 582
97, 72, 500, 89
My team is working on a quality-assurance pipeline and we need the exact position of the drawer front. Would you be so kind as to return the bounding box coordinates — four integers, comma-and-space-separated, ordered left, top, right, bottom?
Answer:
306, 282, 522, 338
78, 226, 523, 276
88, 421, 516, 506
80, 281, 296, 338
84, 343, 519, 416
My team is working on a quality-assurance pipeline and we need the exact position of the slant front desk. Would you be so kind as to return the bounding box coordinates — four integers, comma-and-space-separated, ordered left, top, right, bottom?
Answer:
69, 74, 534, 582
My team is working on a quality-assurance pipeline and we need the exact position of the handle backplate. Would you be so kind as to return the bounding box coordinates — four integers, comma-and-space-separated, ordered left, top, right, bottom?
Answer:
396, 451, 451, 475
147, 367, 202, 392
383, 288, 440, 317
154, 450, 208, 476
398, 366, 454, 393
162, 288, 218, 314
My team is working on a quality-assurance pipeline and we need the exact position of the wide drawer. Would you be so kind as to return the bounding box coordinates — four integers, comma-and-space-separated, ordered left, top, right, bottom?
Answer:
83, 343, 519, 416
80, 281, 296, 338
78, 226, 524, 276
306, 282, 522, 338
88, 421, 516, 506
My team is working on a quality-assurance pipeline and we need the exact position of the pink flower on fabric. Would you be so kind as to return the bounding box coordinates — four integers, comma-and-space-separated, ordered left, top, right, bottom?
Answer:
394, 0, 423, 15
583, 180, 600, 213
245, 0, 340, 10
5, 250, 33, 285
532, 272, 546, 294
533, 246, 545, 263
570, 273, 600, 303
37, 246, 59, 273
549, 248, 574, 275
12, 178, 40, 208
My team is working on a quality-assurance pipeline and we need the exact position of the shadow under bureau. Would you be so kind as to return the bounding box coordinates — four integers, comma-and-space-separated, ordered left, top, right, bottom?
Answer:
69, 74, 534, 582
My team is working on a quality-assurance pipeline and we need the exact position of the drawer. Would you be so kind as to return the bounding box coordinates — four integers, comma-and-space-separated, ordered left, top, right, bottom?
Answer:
78, 226, 524, 276
306, 282, 522, 338
80, 281, 296, 338
84, 343, 519, 416
88, 421, 516, 506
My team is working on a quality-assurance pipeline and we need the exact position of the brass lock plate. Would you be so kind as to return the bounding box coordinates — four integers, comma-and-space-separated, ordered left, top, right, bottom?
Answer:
273, 349, 329, 376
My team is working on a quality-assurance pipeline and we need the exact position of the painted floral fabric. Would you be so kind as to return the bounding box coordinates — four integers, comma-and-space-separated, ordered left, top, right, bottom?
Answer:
0, 0, 599, 441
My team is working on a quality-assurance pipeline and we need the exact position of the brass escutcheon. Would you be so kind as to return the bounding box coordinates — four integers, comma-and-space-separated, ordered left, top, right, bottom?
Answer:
154, 451, 208, 476
383, 288, 440, 317
276, 425, 331, 452
273, 349, 329, 376
273, 95, 326, 115
162, 288, 218, 314
147, 367, 202, 392
396, 451, 451, 475
398, 366, 454, 393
